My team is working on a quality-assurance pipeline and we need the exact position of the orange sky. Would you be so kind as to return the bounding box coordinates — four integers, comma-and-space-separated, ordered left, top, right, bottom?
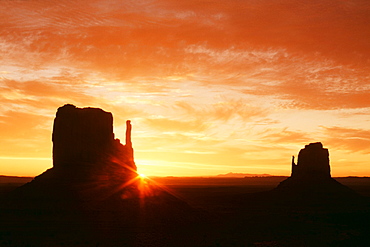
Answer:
1, 0, 370, 177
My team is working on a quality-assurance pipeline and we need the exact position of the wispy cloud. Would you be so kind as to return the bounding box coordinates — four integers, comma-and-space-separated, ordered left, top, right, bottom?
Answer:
260, 128, 311, 144
323, 126, 370, 154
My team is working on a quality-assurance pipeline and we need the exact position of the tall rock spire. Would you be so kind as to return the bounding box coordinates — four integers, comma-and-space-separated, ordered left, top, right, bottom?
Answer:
126, 120, 132, 147
124, 120, 135, 168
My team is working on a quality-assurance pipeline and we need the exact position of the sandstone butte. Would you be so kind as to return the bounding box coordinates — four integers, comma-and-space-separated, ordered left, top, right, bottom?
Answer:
274, 142, 358, 201
9, 104, 193, 215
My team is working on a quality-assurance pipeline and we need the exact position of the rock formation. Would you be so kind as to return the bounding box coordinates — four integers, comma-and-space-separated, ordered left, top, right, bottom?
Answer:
1, 104, 200, 246
274, 142, 357, 201
9, 104, 192, 210
8, 105, 140, 203
291, 142, 331, 179
51, 104, 137, 180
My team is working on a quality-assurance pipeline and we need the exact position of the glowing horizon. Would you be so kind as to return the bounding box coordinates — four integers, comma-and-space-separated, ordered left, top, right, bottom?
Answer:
1, 0, 370, 177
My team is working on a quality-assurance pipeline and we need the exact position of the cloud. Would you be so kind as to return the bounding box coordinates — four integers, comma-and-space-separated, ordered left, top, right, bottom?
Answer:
144, 118, 208, 132
240, 57, 370, 110
2, 0, 369, 110
0, 110, 51, 157
323, 126, 370, 153
260, 128, 311, 144
175, 98, 269, 122
0, 79, 100, 113
2, 0, 369, 75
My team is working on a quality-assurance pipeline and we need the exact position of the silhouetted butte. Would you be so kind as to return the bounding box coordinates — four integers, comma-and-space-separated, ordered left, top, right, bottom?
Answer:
9, 104, 192, 213
0, 104, 202, 246
274, 142, 358, 203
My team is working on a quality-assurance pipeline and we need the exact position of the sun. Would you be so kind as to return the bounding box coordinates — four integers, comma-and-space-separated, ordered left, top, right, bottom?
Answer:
138, 173, 146, 179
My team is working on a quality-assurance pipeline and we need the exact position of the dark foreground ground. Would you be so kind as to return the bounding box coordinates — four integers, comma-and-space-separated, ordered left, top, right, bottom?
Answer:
1, 176, 370, 246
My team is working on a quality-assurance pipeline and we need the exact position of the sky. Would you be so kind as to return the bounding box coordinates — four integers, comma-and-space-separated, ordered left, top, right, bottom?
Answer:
1, 0, 370, 177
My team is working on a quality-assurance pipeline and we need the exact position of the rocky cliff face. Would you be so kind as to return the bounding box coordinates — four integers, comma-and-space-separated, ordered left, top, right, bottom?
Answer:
52, 104, 115, 167
11, 104, 140, 203
291, 142, 331, 179
51, 104, 136, 181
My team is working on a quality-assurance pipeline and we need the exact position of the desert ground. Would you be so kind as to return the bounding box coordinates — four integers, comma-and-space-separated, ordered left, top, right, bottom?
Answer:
1, 176, 370, 246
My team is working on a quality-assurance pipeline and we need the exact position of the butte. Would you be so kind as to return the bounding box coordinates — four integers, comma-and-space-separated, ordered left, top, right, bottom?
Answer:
0, 104, 203, 246
7, 104, 193, 215
274, 142, 358, 202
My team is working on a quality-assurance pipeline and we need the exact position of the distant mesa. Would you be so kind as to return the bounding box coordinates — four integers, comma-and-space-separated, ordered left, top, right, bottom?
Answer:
217, 172, 272, 178
234, 142, 362, 210
274, 142, 357, 201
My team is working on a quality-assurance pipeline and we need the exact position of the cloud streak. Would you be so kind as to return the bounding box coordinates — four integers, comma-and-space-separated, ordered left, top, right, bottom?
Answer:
323, 126, 370, 154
